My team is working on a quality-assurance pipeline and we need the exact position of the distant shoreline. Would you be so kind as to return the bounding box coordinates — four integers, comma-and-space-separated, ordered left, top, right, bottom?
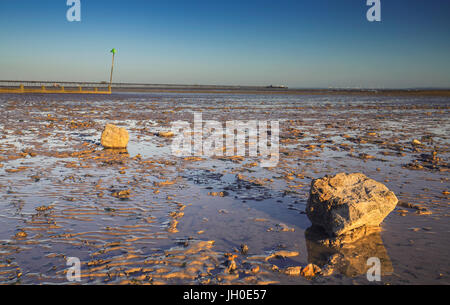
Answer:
112, 87, 450, 97
1, 80, 450, 97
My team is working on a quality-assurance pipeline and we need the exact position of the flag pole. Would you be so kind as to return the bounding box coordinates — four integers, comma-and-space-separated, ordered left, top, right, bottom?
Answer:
109, 48, 117, 91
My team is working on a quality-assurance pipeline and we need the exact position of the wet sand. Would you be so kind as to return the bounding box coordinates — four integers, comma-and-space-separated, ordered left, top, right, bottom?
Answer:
0, 92, 448, 284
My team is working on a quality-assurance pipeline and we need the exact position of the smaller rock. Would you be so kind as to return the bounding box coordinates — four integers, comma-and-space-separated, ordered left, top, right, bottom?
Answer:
277, 223, 295, 232
225, 253, 238, 273
101, 124, 129, 148
15, 231, 27, 239
158, 131, 174, 138
300, 263, 321, 277
250, 265, 259, 273
284, 266, 302, 276
112, 189, 131, 199
36, 205, 53, 212
240, 244, 249, 255
265, 250, 299, 261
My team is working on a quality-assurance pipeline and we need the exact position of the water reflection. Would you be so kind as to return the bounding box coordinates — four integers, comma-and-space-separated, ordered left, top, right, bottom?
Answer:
305, 226, 393, 277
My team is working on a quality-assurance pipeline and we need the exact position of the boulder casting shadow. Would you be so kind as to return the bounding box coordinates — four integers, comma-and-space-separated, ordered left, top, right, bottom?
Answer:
305, 225, 393, 278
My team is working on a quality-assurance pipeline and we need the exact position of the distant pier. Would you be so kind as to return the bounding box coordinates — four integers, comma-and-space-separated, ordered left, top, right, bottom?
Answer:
0, 80, 111, 94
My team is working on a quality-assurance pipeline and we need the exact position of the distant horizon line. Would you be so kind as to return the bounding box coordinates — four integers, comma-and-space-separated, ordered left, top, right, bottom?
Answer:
1, 79, 449, 91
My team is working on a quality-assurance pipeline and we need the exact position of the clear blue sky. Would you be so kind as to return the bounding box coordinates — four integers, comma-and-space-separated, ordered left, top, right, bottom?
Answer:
1, 0, 449, 88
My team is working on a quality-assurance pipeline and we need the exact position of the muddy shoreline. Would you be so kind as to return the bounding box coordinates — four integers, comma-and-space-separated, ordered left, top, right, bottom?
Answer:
0, 92, 448, 284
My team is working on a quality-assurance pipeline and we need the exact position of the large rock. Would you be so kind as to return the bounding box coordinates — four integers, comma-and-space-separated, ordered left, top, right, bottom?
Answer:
306, 173, 398, 236
101, 124, 129, 148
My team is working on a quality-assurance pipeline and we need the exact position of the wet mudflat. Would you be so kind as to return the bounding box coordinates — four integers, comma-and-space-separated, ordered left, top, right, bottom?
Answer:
0, 92, 448, 284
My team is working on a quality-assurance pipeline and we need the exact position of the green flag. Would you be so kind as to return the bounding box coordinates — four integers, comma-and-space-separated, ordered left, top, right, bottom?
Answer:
110, 48, 117, 54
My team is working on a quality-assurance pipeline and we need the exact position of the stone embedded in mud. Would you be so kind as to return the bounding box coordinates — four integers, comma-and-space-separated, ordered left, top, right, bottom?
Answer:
284, 266, 302, 276
412, 139, 422, 146
158, 131, 174, 138
300, 263, 321, 277
101, 124, 129, 148
265, 250, 299, 261
306, 173, 398, 236
240, 244, 249, 255
15, 231, 27, 239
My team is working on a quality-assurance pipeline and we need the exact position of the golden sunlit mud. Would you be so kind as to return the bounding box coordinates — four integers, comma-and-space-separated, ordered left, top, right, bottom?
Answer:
0, 93, 448, 284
